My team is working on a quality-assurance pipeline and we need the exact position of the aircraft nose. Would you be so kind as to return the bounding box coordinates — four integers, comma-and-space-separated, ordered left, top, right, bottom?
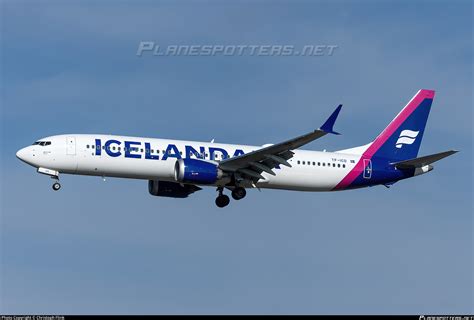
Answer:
16, 147, 27, 161
16, 147, 35, 166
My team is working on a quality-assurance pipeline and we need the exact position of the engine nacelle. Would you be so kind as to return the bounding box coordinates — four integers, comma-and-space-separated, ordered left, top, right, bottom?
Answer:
174, 158, 223, 184
148, 180, 201, 198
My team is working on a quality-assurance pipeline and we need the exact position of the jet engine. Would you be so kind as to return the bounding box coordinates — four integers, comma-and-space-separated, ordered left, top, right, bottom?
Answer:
148, 180, 201, 198
174, 158, 224, 184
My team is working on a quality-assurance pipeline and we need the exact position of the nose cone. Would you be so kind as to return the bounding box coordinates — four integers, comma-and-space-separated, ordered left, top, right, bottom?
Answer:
16, 147, 27, 161
16, 147, 34, 166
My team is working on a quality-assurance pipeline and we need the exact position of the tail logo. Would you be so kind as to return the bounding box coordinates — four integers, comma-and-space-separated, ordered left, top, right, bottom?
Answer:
396, 129, 419, 149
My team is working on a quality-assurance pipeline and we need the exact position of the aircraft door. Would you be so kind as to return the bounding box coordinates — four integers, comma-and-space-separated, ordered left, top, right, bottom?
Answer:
363, 159, 372, 179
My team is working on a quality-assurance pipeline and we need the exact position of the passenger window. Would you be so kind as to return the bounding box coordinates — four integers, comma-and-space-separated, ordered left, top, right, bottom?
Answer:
302, 161, 305, 165
338, 164, 340, 168
297, 161, 300, 164
323, 163, 325, 166
86, 145, 90, 149
318, 162, 320, 166
312, 162, 315, 165
92, 145, 95, 149
343, 164, 346, 168
333, 163, 335, 167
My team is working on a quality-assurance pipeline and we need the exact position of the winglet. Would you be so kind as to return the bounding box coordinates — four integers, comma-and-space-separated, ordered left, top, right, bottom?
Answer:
319, 104, 342, 135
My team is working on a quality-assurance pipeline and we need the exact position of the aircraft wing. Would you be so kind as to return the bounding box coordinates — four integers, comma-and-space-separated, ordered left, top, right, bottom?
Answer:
391, 150, 458, 169
218, 105, 342, 180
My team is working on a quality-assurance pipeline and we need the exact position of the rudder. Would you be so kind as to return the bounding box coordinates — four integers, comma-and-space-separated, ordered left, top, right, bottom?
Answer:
363, 89, 435, 161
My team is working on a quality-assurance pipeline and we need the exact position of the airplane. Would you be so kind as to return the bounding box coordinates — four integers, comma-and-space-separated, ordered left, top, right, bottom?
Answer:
16, 89, 457, 208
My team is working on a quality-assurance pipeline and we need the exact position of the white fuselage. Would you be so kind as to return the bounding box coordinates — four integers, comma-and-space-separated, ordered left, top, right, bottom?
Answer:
16, 134, 362, 192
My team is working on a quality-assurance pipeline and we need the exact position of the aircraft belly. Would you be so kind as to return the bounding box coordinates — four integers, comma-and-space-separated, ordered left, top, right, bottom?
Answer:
257, 167, 350, 191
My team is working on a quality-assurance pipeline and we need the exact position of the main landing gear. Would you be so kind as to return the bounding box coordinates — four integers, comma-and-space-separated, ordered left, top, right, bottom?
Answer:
215, 187, 230, 208
231, 187, 246, 200
215, 187, 247, 208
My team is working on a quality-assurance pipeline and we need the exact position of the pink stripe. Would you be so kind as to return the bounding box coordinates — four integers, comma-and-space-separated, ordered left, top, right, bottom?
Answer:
333, 89, 435, 190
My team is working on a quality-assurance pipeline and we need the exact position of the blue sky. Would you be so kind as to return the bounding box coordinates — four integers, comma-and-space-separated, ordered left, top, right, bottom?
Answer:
1, 0, 472, 314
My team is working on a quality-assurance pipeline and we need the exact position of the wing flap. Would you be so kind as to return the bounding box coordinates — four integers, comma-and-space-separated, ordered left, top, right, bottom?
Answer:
249, 161, 276, 176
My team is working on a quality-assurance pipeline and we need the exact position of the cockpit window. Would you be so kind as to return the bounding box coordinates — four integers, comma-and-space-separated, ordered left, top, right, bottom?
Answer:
32, 141, 51, 146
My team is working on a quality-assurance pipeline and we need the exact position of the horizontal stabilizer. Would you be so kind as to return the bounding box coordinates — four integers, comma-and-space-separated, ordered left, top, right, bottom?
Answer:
391, 150, 458, 169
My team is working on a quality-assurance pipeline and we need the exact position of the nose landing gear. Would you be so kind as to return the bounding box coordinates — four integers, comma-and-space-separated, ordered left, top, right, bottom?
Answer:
36, 168, 62, 191
52, 181, 61, 191
50, 174, 61, 191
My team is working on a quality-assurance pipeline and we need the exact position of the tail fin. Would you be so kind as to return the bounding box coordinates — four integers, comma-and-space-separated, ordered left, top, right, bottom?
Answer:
363, 89, 435, 161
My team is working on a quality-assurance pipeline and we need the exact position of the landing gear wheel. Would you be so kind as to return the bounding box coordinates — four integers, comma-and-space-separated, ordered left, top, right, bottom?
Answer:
52, 182, 61, 191
231, 187, 246, 200
215, 195, 230, 208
